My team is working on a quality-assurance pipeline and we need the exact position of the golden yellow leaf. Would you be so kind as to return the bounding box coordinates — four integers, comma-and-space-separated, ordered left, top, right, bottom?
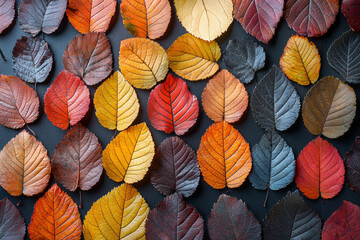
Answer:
83, 183, 149, 240
174, 0, 233, 41
94, 71, 139, 131
119, 38, 168, 89
167, 33, 221, 81
280, 35, 321, 85
102, 122, 155, 183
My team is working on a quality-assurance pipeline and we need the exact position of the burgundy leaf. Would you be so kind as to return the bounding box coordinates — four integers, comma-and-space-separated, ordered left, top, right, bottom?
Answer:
342, 0, 360, 33
0, 0, 14, 33
0, 198, 26, 239
345, 137, 360, 194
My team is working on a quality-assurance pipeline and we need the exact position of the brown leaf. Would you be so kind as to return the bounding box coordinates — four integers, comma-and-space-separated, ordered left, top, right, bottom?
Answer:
0, 0, 14, 34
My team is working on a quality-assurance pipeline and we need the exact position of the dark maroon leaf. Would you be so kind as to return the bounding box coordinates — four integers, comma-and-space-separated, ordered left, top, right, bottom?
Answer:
19, 0, 67, 36
207, 194, 261, 240
342, 0, 360, 33
0, 198, 26, 239
151, 137, 200, 197
12, 36, 53, 84
146, 193, 204, 240
0, 0, 15, 34
345, 137, 360, 194
63, 32, 113, 86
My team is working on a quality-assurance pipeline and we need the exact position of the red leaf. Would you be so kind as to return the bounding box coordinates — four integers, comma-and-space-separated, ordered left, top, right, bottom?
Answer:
342, 0, 360, 33
147, 73, 199, 135
233, 0, 284, 44
295, 137, 345, 199
322, 201, 360, 240
44, 70, 90, 130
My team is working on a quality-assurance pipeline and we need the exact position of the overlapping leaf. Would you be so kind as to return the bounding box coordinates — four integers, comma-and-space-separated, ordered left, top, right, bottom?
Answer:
44, 70, 90, 130
120, 0, 171, 39
0, 130, 51, 196
102, 122, 155, 183
202, 69, 248, 123
146, 193, 204, 240
280, 35, 321, 85
0, 198, 25, 239
197, 121, 252, 189
249, 130, 295, 192
296, 137, 345, 199
63, 32, 113, 86
0, 0, 14, 33
285, 0, 339, 37
18, 0, 67, 36
12, 36, 53, 84
28, 184, 82, 240
83, 183, 149, 239
167, 33, 221, 81
0, 75, 39, 129
119, 37, 168, 89
94, 71, 139, 131
344, 137, 360, 194
322, 201, 360, 239
208, 194, 261, 240
263, 191, 321, 240
148, 73, 199, 135
302, 76, 356, 138
251, 65, 300, 131
174, 0, 233, 41
151, 137, 200, 197
328, 30, 360, 84
223, 38, 265, 84
342, 0, 360, 33
233, 0, 284, 43
66, 0, 116, 34
52, 124, 103, 192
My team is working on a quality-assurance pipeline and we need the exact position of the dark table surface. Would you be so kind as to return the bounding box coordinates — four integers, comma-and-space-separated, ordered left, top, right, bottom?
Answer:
0, 0, 359, 239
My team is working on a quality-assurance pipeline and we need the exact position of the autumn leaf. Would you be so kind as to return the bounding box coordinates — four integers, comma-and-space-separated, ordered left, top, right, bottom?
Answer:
83, 183, 149, 240
0, 198, 26, 239
120, 0, 171, 39
12, 36, 53, 84
197, 121, 252, 189
146, 193, 204, 240
148, 73, 199, 135
94, 71, 139, 131
280, 35, 321, 85
167, 33, 221, 81
202, 69, 248, 123
18, 0, 67, 36
296, 137, 345, 200
119, 38, 168, 89
344, 137, 360, 194
207, 194, 261, 240
66, 0, 116, 34
342, 0, 360, 33
174, 0, 233, 41
223, 38, 265, 84
302, 76, 356, 139
233, 0, 284, 43
63, 32, 113, 86
150, 137, 200, 197
0, 75, 39, 129
322, 201, 360, 240
0, 0, 14, 34
285, 0, 339, 37
263, 191, 321, 240
102, 122, 155, 184
44, 70, 90, 130
28, 184, 82, 240
52, 124, 103, 192
251, 65, 300, 131
0, 130, 51, 196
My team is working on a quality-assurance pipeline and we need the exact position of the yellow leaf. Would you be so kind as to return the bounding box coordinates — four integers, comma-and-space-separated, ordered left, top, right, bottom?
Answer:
174, 0, 233, 41
102, 122, 155, 183
280, 35, 321, 85
167, 33, 221, 81
83, 183, 149, 240
119, 38, 168, 89
94, 71, 139, 131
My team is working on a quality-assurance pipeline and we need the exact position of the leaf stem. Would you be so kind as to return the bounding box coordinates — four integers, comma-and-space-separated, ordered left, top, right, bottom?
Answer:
264, 187, 270, 207
0, 49, 6, 62
79, 189, 82, 209
26, 123, 36, 136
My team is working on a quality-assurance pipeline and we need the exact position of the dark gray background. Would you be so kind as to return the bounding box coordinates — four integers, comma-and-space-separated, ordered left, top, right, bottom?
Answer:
0, 0, 359, 239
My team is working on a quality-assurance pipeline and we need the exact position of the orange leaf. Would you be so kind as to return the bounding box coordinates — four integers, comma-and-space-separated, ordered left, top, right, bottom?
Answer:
202, 69, 248, 123
28, 184, 82, 240
197, 121, 252, 189
66, 0, 116, 34
120, 0, 171, 39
